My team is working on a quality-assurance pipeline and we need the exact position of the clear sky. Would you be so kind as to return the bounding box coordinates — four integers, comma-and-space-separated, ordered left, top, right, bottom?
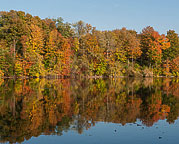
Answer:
0, 0, 179, 34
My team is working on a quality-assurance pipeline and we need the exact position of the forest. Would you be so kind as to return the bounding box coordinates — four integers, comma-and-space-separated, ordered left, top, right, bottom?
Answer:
0, 10, 179, 78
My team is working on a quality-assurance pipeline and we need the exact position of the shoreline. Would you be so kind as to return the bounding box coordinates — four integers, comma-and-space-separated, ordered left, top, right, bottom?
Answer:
0, 75, 178, 79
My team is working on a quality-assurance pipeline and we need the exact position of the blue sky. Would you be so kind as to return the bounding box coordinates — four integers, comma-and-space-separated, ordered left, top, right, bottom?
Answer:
0, 0, 179, 34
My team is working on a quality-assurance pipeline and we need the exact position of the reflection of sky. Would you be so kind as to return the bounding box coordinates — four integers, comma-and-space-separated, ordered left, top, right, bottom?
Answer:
0, 0, 179, 34
24, 119, 179, 144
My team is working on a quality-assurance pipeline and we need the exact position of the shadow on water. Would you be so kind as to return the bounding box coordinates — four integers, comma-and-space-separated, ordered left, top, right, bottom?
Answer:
0, 78, 179, 143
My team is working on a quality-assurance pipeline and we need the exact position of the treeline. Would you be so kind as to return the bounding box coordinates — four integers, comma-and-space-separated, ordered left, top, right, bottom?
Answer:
0, 78, 179, 143
0, 10, 179, 78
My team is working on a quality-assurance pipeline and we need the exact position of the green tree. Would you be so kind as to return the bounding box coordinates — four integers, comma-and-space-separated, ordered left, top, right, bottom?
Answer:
163, 30, 179, 60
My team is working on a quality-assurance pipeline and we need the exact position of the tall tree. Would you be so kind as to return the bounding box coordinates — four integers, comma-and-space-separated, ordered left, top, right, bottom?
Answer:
163, 30, 179, 60
140, 26, 170, 67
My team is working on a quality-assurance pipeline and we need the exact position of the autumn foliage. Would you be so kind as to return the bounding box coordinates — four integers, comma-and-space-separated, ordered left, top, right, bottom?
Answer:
0, 10, 179, 77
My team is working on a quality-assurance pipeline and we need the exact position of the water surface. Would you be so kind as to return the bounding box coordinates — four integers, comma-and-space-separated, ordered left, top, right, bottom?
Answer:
0, 78, 179, 144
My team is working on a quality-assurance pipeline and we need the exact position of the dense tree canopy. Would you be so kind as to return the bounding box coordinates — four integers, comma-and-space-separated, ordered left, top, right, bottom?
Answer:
0, 10, 179, 77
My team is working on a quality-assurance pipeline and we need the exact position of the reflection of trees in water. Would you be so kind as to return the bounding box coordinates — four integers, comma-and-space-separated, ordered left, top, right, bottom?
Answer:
0, 78, 179, 143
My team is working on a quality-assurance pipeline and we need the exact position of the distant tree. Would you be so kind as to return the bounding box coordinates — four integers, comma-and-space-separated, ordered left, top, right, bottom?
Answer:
163, 30, 179, 60
140, 26, 170, 67
54, 17, 74, 38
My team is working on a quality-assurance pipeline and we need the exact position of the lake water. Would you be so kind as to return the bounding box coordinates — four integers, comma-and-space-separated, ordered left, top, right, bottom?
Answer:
0, 78, 179, 144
